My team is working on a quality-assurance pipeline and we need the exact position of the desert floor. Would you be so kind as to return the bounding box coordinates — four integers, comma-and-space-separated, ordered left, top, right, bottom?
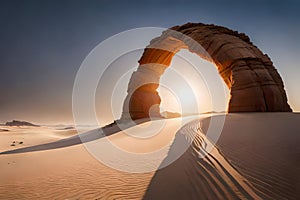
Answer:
0, 113, 299, 199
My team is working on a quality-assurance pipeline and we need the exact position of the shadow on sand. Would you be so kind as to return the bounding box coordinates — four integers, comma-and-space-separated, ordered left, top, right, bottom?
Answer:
0, 118, 154, 155
142, 116, 254, 200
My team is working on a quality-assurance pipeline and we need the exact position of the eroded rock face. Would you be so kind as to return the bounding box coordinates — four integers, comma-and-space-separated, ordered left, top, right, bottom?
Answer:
122, 23, 292, 120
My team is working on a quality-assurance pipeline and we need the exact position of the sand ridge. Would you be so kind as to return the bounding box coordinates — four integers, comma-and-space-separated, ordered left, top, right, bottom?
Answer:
0, 113, 299, 199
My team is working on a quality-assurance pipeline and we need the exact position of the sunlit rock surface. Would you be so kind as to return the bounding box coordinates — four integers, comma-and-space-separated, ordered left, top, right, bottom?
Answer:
122, 23, 292, 120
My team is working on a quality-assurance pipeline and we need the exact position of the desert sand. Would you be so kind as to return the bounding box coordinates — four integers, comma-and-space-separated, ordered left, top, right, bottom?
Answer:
0, 113, 299, 199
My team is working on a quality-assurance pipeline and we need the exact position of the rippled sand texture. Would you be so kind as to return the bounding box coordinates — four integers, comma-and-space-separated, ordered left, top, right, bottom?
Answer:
0, 117, 193, 199
0, 135, 155, 199
144, 113, 300, 200
1, 113, 299, 199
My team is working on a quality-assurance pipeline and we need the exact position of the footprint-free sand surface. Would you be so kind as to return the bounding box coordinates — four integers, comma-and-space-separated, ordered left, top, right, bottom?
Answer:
0, 113, 299, 199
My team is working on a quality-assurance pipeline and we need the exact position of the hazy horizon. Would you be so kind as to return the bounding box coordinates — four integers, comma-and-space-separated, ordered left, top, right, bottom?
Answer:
1, 0, 299, 124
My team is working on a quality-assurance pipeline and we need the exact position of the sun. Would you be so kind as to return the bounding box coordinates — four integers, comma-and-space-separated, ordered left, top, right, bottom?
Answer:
158, 50, 218, 115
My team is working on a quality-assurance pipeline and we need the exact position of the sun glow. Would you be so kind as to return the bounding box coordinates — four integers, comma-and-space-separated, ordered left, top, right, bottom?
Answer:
158, 50, 228, 115
96, 48, 229, 126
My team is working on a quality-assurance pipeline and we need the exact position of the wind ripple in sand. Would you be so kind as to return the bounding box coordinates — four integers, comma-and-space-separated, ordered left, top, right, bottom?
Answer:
201, 113, 300, 200
1, 114, 298, 199
0, 150, 154, 200
143, 120, 262, 199
144, 113, 300, 200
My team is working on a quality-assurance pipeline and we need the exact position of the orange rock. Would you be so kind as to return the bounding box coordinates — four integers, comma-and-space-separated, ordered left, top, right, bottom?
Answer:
121, 23, 292, 120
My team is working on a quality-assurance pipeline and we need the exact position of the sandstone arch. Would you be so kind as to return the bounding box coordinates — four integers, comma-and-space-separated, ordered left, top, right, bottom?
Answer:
122, 23, 292, 120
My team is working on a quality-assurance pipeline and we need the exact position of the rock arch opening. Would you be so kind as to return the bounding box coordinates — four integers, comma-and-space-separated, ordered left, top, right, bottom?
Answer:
122, 23, 292, 120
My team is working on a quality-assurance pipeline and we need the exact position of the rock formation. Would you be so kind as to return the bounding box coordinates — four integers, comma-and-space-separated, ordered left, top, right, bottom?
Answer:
5, 120, 39, 127
122, 23, 292, 120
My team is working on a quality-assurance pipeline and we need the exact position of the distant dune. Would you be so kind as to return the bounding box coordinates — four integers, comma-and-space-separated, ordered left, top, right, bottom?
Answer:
161, 111, 182, 118
5, 120, 39, 127
0, 113, 299, 199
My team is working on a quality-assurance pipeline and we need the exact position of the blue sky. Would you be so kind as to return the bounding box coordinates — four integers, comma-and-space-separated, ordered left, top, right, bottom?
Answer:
0, 0, 299, 124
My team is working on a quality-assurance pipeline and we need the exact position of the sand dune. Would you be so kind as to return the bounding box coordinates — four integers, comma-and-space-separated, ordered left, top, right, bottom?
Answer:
0, 113, 299, 199
0, 126, 78, 153
144, 113, 300, 200
201, 113, 300, 199
143, 119, 261, 199
0, 117, 197, 199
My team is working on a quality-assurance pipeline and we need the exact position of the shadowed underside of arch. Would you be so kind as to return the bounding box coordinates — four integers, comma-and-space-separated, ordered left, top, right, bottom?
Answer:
122, 23, 292, 120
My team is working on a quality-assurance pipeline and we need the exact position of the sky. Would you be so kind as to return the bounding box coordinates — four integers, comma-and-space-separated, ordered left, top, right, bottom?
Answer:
0, 0, 299, 125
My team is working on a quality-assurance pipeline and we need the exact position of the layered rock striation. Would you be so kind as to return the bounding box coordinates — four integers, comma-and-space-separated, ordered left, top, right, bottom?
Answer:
122, 23, 292, 120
